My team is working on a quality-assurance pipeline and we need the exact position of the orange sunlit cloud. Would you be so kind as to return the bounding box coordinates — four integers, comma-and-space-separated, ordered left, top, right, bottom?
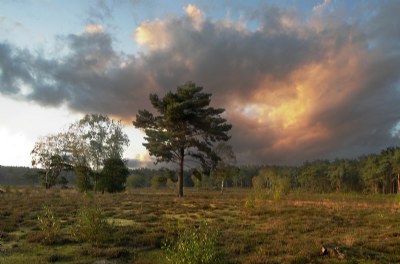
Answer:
229, 33, 367, 161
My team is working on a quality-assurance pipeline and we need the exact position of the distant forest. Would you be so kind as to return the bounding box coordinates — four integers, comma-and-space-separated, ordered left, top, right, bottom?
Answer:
0, 166, 74, 186
1, 146, 400, 194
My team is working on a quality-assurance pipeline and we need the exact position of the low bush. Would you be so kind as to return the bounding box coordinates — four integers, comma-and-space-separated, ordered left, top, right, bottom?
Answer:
163, 222, 220, 264
36, 206, 61, 244
72, 206, 112, 245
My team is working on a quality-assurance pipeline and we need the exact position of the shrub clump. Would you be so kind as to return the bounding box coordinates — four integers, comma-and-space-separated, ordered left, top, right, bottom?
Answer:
36, 206, 61, 244
72, 206, 112, 245
163, 222, 220, 264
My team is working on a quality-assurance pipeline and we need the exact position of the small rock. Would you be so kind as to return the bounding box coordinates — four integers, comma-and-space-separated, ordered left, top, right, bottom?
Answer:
321, 244, 345, 259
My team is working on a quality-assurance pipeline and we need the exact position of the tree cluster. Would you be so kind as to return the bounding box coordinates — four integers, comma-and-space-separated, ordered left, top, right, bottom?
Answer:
250, 146, 400, 194
31, 114, 129, 192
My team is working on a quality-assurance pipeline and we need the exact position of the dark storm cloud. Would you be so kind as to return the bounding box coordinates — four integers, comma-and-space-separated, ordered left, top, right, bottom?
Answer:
0, 29, 158, 115
0, 43, 34, 95
1, 1, 400, 165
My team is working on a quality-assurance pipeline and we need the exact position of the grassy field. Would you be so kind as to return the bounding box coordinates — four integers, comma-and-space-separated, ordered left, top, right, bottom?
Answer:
1, 187, 400, 263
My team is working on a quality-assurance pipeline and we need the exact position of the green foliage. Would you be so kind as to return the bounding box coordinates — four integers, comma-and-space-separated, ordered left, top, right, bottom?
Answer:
271, 177, 291, 200
134, 82, 232, 196
72, 206, 112, 245
71, 114, 130, 192
31, 133, 72, 189
298, 160, 330, 192
58, 176, 69, 189
36, 206, 61, 244
258, 168, 292, 200
237, 165, 261, 187
32, 114, 129, 192
151, 175, 167, 189
126, 174, 146, 188
191, 174, 201, 188
252, 175, 266, 191
75, 114, 129, 170
163, 222, 220, 264
166, 178, 177, 189
245, 167, 293, 206
211, 143, 239, 192
99, 158, 129, 193
74, 165, 93, 192
246, 176, 267, 208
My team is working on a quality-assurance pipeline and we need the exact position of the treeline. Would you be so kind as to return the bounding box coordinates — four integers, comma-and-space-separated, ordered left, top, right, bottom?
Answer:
0, 166, 40, 186
2, 146, 400, 194
129, 146, 400, 194
296, 146, 400, 194
252, 146, 400, 194
0, 165, 75, 187
126, 166, 258, 189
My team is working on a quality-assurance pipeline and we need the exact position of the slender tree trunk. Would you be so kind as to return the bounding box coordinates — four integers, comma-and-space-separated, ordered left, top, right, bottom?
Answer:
93, 174, 97, 193
392, 176, 395, 194
397, 172, 400, 194
221, 180, 224, 194
45, 170, 49, 189
178, 148, 184, 197
94, 160, 100, 193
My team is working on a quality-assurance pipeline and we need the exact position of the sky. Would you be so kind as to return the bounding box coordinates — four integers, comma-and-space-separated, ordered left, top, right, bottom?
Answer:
1, 0, 400, 167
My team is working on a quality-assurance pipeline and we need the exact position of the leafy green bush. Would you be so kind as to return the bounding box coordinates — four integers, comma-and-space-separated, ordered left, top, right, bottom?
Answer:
252, 176, 266, 191
271, 177, 291, 200
74, 166, 93, 192
151, 175, 167, 189
37, 206, 61, 244
163, 222, 220, 264
72, 206, 112, 245
99, 158, 129, 193
254, 168, 292, 201
126, 174, 146, 188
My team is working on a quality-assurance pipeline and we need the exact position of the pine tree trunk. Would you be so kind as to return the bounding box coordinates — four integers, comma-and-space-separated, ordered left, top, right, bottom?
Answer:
178, 148, 184, 197
392, 180, 395, 194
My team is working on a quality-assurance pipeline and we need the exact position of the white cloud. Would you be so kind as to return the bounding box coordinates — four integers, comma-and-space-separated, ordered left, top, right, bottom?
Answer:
84, 24, 104, 34
134, 20, 170, 50
313, 0, 331, 13
184, 4, 203, 30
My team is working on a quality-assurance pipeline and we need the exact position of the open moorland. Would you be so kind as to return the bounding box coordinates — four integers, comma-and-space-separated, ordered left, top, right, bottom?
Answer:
1, 188, 400, 264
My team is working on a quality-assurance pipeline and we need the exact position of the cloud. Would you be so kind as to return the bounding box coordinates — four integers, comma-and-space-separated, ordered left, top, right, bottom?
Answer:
84, 24, 104, 34
313, 0, 331, 13
134, 20, 170, 50
86, 0, 113, 23
184, 4, 204, 30
1, 2, 400, 165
